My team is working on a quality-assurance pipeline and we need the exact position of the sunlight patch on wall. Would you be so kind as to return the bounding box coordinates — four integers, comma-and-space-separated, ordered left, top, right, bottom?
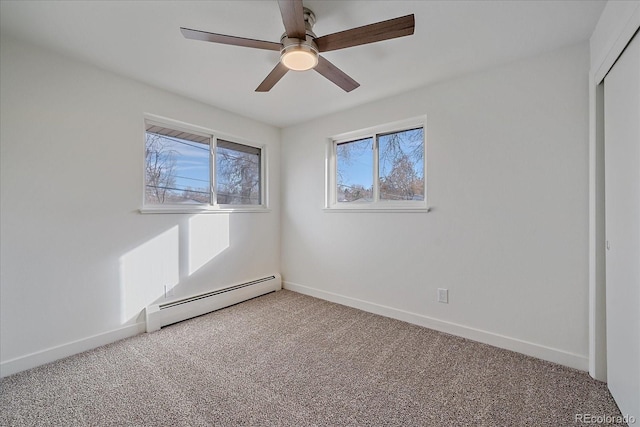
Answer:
188, 214, 229, 275
119, 226, 179, 324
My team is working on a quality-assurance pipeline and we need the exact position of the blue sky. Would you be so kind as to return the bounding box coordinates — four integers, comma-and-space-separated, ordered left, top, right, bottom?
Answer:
161, 136, 210, 191
337, 128, 424, 189
153, 127, 423, 194
337, 137, 373, 189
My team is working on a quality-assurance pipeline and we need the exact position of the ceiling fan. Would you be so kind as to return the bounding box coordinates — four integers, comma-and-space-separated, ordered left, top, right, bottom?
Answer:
180, 0, 415, 93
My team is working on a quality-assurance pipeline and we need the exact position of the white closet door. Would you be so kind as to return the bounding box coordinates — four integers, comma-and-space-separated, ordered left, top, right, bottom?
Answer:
605, 33, 640, 420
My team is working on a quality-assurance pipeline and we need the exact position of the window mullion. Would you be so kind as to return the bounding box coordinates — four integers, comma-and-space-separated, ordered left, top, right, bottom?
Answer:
334, 141, 339, 205
373, 134, 379, 203
331, 141, 337, 207
211, 137, 217, 206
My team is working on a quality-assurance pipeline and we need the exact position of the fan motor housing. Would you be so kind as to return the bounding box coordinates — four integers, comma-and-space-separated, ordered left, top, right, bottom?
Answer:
280, 35, 319, 70
278, 7, 319, 71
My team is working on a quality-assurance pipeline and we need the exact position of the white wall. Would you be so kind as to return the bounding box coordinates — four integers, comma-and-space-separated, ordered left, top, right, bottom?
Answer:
281, 43, 590, 369
0, 34, 592, 376
0, 37, 281, 376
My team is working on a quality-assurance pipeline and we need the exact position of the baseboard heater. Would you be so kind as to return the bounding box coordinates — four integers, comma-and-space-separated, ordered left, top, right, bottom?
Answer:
145, 274, 281, 332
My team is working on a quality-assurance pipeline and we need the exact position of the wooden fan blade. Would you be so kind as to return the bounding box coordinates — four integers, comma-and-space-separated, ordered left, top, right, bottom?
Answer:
314, 56, 360, 92
180, 28, 281, 51
315, 14, 415, 52
278, 0, 306, 39
256, 62, 289, 92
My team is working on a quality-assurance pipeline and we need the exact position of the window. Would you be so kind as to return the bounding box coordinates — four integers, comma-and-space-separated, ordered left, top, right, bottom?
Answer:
337, 137, 374, 203
143, 117, 265, 212
327, 118, 426, 211
215, 140, 261, 205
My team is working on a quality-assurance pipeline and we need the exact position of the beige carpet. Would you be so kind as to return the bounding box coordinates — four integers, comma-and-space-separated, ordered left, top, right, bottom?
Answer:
0, 290, 625, 426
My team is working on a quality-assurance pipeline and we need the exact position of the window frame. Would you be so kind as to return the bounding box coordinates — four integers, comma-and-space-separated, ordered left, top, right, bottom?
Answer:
140, 115, 268, 214
325, 116, 428, 213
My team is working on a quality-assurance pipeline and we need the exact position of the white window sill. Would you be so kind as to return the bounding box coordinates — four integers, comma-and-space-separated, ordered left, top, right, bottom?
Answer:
140, 206, 271, 214
323, 206, 432, 213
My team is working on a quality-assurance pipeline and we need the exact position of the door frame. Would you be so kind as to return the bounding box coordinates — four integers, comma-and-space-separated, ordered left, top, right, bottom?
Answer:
588, 3, 640, 381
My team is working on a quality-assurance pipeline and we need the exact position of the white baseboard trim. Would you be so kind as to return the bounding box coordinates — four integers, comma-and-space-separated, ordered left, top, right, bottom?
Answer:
0, 322, 146, 378
283, 281, 588, 371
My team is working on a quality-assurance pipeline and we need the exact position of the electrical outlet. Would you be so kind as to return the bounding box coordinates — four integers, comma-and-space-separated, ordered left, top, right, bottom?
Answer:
437, 288, 448, 304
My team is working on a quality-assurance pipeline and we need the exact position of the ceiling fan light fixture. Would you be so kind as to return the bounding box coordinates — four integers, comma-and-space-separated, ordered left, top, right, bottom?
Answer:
281, 44, 318, 71
181, 0, 415, 92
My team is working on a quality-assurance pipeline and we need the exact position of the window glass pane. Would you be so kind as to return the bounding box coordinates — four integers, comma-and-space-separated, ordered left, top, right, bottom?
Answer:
378, 128, 424, 201
145, 131, 210, 205
336, 137, 373, 203
216, 140, 261, 205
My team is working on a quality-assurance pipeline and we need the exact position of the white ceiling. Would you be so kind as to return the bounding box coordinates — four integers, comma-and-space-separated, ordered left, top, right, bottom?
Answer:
0, 0, 605, 128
